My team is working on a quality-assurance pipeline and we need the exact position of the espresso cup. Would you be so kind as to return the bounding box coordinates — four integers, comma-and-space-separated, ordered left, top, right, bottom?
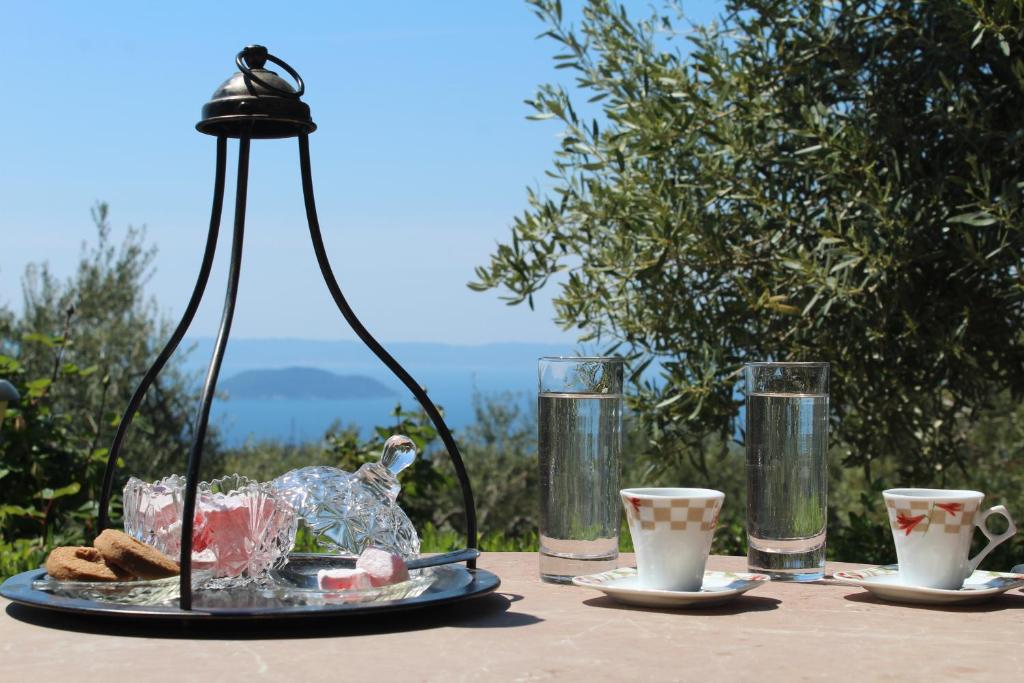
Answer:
883, 488, 1017, 589
621, 487, 723, 591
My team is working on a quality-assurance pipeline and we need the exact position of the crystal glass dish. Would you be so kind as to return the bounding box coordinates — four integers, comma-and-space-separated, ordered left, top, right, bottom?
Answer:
123, 473, 298, 586
271, 435, 421, 557
32, 572, 213, 606
262, 567, 436, 606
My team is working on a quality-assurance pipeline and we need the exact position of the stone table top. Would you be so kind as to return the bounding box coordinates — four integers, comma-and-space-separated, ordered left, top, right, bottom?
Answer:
2, 553, 1022, 681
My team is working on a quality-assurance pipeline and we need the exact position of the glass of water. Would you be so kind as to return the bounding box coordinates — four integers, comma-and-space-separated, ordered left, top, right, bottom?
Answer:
538, 356, 623, 583
744, 362, 829, 581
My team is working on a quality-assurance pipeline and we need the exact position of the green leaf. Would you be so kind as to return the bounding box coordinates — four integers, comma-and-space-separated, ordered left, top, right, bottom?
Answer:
0, 505, 44, 519
25, 378, 52, 398
22, 332, 55, 347
766, 300, 802, 315
830, 257, 862, 274
35, 482, 81, 500
948, 212, 998, 227
794, 144, 823, 155
655, 393, 683, 409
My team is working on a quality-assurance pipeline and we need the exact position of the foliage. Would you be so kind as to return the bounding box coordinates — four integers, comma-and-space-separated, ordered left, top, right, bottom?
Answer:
472, 0, 1024, 561
959, 391, 1024, 568
8, 203, 204, 483
0, 344, 112, 554
0, 206, 206, 577
432, 392, 538, 540
420, 523, 541, 553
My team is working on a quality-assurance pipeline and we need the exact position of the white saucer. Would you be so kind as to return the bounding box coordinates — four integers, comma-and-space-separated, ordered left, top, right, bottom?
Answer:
833, 565, 1024, 605
572, 567, 770, 608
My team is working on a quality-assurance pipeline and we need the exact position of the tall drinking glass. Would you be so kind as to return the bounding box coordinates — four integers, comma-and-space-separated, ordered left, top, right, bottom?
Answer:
538, 357, 623, 583
744, 362, 829, 581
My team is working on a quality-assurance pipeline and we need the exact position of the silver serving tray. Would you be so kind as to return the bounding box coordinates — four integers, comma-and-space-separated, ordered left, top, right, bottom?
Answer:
0, 553, 498, 621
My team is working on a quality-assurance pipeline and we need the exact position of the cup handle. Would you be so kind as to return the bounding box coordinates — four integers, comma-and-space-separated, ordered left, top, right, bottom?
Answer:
967, 505, 1017, 574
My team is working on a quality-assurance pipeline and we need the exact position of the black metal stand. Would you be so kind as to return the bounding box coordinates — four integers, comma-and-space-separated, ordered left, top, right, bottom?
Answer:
298, 135, 478, 558
98, 136, 227, 532
96, 46, 479, 611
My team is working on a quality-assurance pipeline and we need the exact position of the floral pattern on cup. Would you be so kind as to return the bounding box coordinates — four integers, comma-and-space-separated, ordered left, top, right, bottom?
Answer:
882, 488, 1017, 590
886, 498, 979, 536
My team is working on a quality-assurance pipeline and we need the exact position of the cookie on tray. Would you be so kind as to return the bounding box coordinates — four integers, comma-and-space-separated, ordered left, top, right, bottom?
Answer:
44, 546, 132, 582
93, 529, 179, 579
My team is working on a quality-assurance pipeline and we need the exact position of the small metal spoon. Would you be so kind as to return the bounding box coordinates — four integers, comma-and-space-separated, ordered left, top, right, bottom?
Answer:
273, 548, 481, 589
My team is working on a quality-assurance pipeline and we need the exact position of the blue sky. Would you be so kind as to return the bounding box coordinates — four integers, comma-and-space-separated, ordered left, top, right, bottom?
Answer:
1, 1, 722, 345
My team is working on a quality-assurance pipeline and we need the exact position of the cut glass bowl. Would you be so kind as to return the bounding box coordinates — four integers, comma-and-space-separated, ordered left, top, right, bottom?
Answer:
123, 473, 298, 586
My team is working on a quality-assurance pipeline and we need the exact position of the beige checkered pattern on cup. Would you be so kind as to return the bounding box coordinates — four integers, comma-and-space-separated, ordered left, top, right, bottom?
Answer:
885, 498, 979, 535
626, 497, 720, 532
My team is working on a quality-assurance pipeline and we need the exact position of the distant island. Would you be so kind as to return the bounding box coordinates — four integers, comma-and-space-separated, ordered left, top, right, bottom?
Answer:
220, 367, 397, 400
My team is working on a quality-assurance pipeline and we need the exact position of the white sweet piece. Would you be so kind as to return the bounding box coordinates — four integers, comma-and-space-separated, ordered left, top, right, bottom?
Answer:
317, 567, 373, 591
356, 546, 410, 587
191, 493, 277, 577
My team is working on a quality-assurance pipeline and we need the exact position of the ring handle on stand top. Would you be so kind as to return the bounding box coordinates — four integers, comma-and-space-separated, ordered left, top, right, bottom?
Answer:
236, 45, 305, 98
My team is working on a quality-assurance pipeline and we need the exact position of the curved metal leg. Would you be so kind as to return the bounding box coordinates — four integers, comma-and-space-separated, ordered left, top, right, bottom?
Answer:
98, 136, 228, 532
297, 134, 478, 563
179, 136, 250, 609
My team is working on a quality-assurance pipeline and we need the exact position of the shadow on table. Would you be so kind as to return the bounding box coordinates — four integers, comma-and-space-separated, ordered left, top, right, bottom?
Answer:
842, 591, 1024, 612
580, 595, 780, 615
4, 592, 542, 639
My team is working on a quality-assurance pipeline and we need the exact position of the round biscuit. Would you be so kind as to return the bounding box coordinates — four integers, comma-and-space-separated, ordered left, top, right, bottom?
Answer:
93, 529, 179, 579
44, 546, 130, 581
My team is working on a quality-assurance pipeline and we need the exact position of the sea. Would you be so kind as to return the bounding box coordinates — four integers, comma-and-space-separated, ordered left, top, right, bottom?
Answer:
181, 338, 574, 446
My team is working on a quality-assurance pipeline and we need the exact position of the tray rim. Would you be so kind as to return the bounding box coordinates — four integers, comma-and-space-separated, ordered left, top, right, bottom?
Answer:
0, 565, 500, 621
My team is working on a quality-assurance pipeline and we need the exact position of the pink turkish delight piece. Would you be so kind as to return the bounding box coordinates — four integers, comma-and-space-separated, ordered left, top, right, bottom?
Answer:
146, 490, 277, 577
318, 568, 373, 591
193, 494, 278, 577
355, 547, 410, 587
124, 474, 296, 583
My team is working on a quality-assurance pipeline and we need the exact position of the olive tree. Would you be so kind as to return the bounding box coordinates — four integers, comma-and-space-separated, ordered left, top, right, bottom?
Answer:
473, 0, 1024, 495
